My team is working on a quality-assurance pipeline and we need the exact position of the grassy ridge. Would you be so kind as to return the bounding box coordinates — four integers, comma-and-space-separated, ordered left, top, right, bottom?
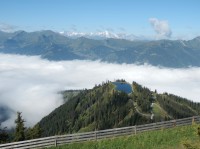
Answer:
49, 124, 200, 149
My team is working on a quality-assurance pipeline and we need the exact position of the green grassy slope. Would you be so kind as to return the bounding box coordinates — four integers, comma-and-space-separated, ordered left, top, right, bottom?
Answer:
49, 124, 200, 149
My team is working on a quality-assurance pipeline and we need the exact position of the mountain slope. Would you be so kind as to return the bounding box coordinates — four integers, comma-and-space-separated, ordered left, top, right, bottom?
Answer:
48, 125, 200, 149
1, 30, 200, 67
38, 80, 200, 137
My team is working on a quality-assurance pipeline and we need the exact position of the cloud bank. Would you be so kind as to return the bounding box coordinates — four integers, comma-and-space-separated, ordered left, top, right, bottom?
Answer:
0, 54, 200, 128
0, 23, 17, 32
149, 18, 172, 39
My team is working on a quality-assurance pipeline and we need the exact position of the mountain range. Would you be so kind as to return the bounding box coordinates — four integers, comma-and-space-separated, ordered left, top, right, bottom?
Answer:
39, 80, 200, 137
1, 30, 200, 67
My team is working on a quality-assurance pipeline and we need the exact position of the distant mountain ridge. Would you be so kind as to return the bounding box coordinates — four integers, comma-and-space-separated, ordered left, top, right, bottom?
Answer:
1, 30, 200, 67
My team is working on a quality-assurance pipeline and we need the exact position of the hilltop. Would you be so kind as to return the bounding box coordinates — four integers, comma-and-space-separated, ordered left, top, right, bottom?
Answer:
38, 80, 200, 137
1, 30, 200, 67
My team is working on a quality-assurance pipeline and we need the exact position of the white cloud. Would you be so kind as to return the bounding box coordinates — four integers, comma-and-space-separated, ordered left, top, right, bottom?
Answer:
0, 54, 200, 128
149, 18, 172, 39
0, 23, 17, 32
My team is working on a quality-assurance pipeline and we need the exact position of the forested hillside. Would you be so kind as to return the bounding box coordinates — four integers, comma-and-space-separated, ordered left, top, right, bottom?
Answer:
39, 80, 200, 137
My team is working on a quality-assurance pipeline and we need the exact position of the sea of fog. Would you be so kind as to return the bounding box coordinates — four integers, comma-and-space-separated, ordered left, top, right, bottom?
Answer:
0, 53, 200, 128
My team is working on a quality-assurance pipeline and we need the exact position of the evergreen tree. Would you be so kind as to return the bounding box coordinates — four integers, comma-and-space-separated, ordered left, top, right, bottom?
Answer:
32, 124, 42, 138
26, 124, 42, 140
0, 123, 9, 144
14, 112, 25, 141
25, 127, 32, 140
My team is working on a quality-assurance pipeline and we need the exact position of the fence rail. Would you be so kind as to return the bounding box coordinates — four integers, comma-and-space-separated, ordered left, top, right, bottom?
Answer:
0, 116, 200, 149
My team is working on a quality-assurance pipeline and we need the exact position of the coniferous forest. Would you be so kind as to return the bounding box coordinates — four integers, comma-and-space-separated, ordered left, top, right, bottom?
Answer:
38, 80, 200, 137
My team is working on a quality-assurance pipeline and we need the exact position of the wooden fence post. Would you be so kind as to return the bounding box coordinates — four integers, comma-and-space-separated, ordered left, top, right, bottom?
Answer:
134, 125, 137, 135
174, 120, 176, 127
95, 131, 97, 141
192, 116, 195, 124
55, 137, 57, 147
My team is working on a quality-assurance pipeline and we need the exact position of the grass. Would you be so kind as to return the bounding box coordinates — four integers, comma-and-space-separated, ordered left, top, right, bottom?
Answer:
49, 124, 200, 149
152, 102, 169, 119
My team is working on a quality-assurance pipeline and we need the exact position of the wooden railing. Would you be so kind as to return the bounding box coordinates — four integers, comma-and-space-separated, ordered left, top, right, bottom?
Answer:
0, 116, 199, 149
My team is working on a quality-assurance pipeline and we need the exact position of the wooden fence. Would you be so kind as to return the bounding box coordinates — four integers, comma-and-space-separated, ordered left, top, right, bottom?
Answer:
0, 116, 200, 149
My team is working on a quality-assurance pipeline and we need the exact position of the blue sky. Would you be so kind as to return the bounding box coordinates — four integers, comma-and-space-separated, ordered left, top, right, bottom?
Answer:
0, 0, 200, 39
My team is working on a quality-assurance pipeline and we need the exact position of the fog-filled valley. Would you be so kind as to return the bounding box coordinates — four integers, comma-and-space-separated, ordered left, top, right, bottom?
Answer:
0, 53, 200, 128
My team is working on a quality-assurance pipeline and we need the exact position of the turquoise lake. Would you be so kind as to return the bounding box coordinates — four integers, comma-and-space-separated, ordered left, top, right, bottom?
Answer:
113, 82, 132, 94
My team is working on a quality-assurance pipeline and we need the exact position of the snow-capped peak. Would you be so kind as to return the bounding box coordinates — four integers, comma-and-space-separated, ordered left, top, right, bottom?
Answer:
59, 30, 119, 39
59, 31, 145, 40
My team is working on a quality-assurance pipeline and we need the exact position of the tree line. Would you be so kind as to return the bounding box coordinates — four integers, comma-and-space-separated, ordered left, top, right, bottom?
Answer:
0, 112, 42, 144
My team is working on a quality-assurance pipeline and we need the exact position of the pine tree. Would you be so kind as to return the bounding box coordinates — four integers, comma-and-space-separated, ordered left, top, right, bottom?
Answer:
0, 123, 9, 144
31, 124, 42, 139
25, 127, 32, 140
14, 112, 25, 141
25, 124, 42, 140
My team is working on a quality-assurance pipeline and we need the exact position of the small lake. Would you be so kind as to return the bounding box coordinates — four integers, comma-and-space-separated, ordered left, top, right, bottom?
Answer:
113, 82, 132, 94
